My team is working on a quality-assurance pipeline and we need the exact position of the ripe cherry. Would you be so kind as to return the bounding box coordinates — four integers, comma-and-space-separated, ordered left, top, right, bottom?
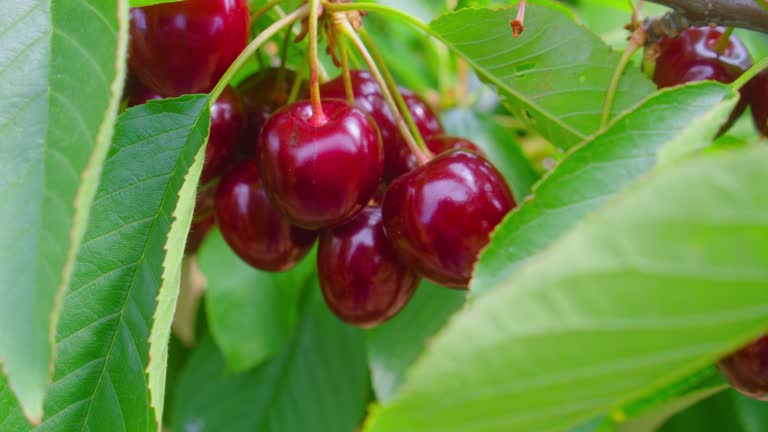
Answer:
185, 184, 217, 255
201, 86, 244, 183
215, 160, 317, 271
718, 335, 768, 400
751, 72, 768, 136
321, 70, 444, 181
129, 0, 250, 97
259, 100, 383, 229
653, 27, 752, 131
425, 135, 483, 156
382, 149, 515, 289
126, 77, 162, 107
318, 206, 419, 328
236, 68, 302, 155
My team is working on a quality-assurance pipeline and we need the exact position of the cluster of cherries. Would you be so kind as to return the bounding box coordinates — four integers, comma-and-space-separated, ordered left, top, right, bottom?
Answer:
650, 26, 768, 400
127, 0, 515, 329
651, 26, 768, 134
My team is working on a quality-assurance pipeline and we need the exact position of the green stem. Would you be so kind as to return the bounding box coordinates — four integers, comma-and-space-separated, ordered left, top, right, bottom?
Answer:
251, 0, 290, 24
359, 28, 429, 154
210, 5, 309, 105
601, 28, 644, 128
713, 27, 735, 55
732, 56, 768, 91
336, 15, 431, 164
288, 52, 308, 104
323, 2, 438, 39
308, 0, 327, 125
339, 36, 355, 104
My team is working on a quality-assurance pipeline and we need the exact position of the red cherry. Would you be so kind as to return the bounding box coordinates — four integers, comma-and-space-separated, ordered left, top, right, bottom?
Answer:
321, 70, 444, 181
126, 77, 163, 107
201, 86, 244, 183
258, 100, 384, 229
237, 68, 302, 154
751, 72, 768, 136
185, 184, 217, 255
318, 206, 419, 328
425, 135, 483, 156
129, 0, 250, 97
653, 27, 752, 132
718, 335, 768, 400
214, 160, 317, 271
382, 150, 515, 288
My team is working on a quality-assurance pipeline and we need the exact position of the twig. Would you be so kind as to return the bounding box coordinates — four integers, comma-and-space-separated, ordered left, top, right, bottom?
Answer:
645, 0, 768, 34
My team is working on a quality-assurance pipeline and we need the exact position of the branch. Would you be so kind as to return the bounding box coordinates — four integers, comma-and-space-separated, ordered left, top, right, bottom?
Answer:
645, 0, 768, 35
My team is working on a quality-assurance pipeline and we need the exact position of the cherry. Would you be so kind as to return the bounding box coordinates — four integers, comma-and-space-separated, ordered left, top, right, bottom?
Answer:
382, 149, 515, 288
236, 68, 301, 154
321, 70, 444, 181
718, 334, 768, 400
258, 100, 383, 229
126, 77, 162, 107
214, 160, 317, 271
129, 0, 250, 97
201, 86, 244, 183
425, 135, 483, 156
318, 206, 419, 328
653, 27, 752, 131
185, 184, 217, 255
751, 71, 768, 136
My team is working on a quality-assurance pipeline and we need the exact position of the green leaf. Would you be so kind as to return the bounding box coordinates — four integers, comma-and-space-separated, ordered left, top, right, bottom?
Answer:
430, 5, 655, 149
754, 0, 768, 13
172, 285, 369, 432
365, 144, 768, 432
0, 0, 129, 419
199, 230, 316, 372
367, 282, 466, 403
472, 82, 736, 295
442, 108, 539, 199
0, 96, 210, 431
660, 389, 768, 431
129, 0, 182, 7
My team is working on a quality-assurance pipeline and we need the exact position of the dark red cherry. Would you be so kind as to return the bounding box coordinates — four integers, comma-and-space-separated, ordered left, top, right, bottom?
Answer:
185, 184, 217, 255
320, 70, 444, 181
425, 135, 483, 156
718, 335, 768, 400
214, 160, 317, 271
236, 68, 302, 155
653, 27, 752, 131
318, 206, 419, 328
126, 77, 163, 107
201, 86, 244, 183
751, 72, 768, 136
259, 100, 384, 229
382, 150, 515, 289
129, 0, 250, 97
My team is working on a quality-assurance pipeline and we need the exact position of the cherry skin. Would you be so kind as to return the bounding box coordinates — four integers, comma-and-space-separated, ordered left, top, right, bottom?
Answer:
129, 0, 250, 97
653, 27, 752, 131
185, 184, 217, 255
321, 70, 444, 181
318, 206, 419, 328
236, 68, 301, 155
382, 149, 515, 289
751, 71, 768, 136
214, 160, 317, 271
126, 77, 163, 107
718, 334, 768, 400
201, 86, 244, 183
425, 135, 483, 156
259, 100, 384, 229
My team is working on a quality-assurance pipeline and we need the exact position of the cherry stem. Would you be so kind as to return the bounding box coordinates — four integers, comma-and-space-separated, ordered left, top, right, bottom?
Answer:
336, 15, 431, 164
308, 0, 327, 125
288, 51, 309, 104
359, 28, 429, 154
713, 27, 735, 55
339, 36, 355, 104
511, 0, 526, 37
323, 2, 436, 39
277, 28, 292, 89
251, 0, 290, 24
210, 5, 309, 104
732, 56, 768, 91
601, 26, 645, 128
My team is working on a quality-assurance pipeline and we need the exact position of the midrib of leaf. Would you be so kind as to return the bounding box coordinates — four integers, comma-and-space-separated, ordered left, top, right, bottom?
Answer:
77, 108, 209, 432
430, 14, 586, 144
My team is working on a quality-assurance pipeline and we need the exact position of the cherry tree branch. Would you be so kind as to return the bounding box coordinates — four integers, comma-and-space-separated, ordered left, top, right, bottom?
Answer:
646, 0, 768, 34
